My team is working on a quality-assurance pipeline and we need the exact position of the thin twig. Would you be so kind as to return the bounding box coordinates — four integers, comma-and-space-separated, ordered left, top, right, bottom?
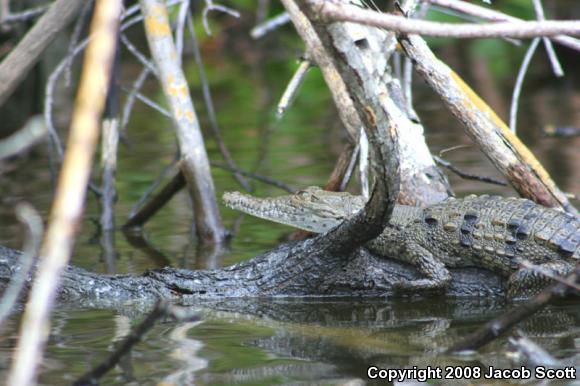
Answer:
211, 161, 296, 193
186, 14, 251, 191
427, 0, 580, 52
427, 0, 523, 22
509, 38, 540, 134
72, 301, 199, 386
202, 0, 240, 35
434, 156, 507, 186
402, 56, 413, 113
120, 84, 171, 117
175, 0, 190, 64
120, 67, 152, 139
427, 4, 520, 46
359, 128, 369, 199
0, 5, 48, 27
45, 41, 89, 161
120, 33, 160, 77
46, 133, 58, 192
531, 0, 563, 77
400, 0, 428, 112
277, 58, 312, 118
43, 7, 170, 165
313, 0, 580, 39
0, 203, 43, 327
7, 1, 122, 384
325, 144, 356, 192
250, 12, 291, 39
438, 144, 471, 156
125, 160, 295, 229
340, 143, 359, 191
42, 0, 179, 190
64, 1, 94, 87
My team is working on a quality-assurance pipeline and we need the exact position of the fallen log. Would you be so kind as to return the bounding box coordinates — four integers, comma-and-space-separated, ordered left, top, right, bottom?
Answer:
0, 243, 505, 308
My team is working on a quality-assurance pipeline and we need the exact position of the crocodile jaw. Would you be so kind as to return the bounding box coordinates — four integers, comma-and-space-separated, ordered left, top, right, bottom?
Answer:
223, 190, 352, 233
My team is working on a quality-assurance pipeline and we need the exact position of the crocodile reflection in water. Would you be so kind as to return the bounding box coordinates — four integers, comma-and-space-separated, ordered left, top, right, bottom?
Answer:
224, 187, 579, 297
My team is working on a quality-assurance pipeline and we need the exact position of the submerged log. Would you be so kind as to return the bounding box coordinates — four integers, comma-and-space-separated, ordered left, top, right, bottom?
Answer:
0, 243, 504, 308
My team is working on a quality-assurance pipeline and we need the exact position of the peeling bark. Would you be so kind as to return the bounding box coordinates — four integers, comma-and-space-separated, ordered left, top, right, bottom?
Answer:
282, 0, 452, 206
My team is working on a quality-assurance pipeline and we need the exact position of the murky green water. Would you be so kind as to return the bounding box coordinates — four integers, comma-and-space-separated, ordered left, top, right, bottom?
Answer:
1, 7, 579, 385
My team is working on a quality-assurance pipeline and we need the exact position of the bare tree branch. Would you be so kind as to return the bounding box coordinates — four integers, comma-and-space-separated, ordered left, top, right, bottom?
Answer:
7, 1, 122, 384
0, 0, 85, 106
397, 32, 578, 215
509, 38, 540, 134
251, 12, 291, 39
201, 0, 240, 35
140, 0, 226, 243
531, 0, 563, 77
277, 58, 312, 117
427, 0, 580, 51
308, 0, 580, 39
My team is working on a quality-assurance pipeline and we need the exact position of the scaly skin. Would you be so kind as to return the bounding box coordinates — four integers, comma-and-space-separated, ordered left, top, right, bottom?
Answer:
224, 187, 579, 297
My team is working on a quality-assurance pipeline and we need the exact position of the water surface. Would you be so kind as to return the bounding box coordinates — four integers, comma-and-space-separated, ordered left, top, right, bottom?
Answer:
0, 15, 579, 385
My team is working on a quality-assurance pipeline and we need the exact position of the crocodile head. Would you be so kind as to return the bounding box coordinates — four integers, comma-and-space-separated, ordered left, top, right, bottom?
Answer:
223, 186, 366, 233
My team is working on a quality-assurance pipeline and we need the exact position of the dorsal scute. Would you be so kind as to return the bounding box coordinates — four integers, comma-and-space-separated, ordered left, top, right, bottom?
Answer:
423, 195, 578, 260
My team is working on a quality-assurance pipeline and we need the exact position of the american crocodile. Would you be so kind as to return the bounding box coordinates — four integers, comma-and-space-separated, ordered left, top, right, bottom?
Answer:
224, 187, 579, 296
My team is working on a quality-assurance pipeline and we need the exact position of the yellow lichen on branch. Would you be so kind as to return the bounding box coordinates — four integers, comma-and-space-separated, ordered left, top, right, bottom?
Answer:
144, 4, 171, 37
397, 33, 577, 214
139, 0, 226, 242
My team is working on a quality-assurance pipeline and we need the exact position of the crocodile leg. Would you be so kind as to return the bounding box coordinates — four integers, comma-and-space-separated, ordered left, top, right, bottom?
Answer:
390, 243, 452, 294
507, 260, 575, 298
